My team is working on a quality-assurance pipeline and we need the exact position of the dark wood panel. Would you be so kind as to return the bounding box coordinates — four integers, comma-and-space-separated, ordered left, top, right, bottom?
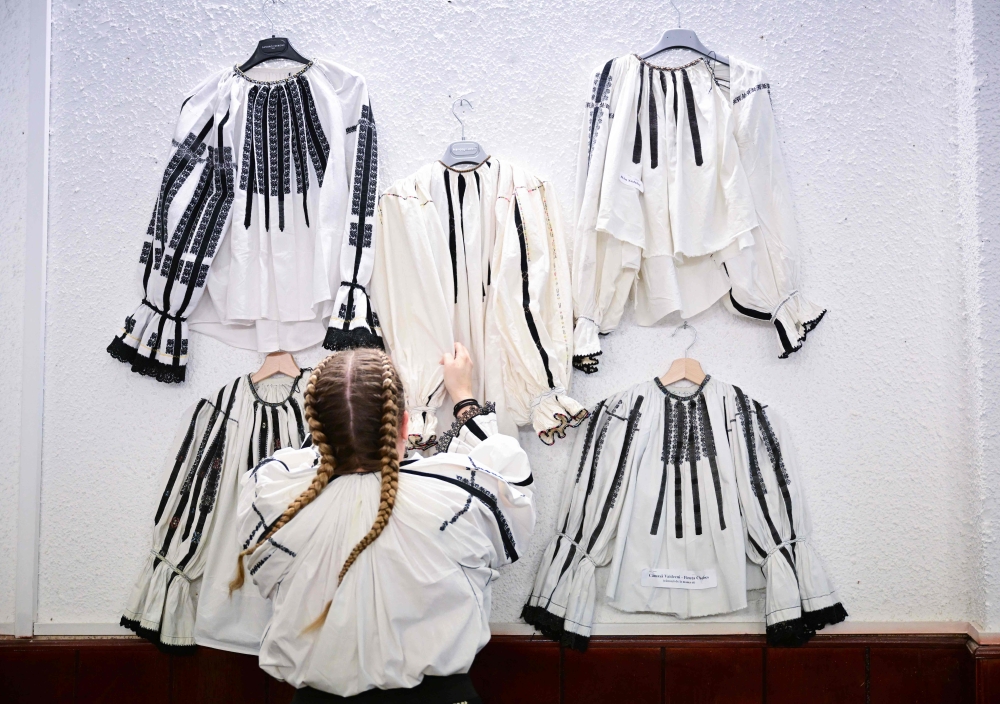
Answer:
267, 676, 298, 704
870, 646, 973, 704
78, 642, 170, 704
664, 646, 763, 704
171, 647, 268, 704
975, 646, 1000, 704
766, 645, 867, 704
564, 644, 661, 704
469, 637, 559, 704
0, 645, 77, 703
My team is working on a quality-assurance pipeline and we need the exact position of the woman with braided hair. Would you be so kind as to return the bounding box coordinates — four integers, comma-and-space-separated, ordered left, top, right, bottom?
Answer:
235, 343, 535, 702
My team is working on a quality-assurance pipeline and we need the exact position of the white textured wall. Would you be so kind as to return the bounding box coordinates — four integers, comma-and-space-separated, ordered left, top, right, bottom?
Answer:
0, 0, 31, 627
27, 0, 982, 629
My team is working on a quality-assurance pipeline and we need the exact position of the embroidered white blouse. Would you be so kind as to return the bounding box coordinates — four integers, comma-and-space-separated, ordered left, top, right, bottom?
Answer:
573, 54, 826, 372
237, 410, 535, 696
371, 159, 585, 448
108, 60, 381, 383
523, 376, 845, 650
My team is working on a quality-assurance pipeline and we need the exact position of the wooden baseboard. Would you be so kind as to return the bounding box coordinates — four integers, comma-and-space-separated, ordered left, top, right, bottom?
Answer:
1, 633, 997, 703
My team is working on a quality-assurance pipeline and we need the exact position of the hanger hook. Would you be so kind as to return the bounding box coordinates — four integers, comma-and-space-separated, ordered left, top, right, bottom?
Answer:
261, 0, 279, 37
670, 0, 682, 28
451, 97, 473, 141
672, 320, 697, 357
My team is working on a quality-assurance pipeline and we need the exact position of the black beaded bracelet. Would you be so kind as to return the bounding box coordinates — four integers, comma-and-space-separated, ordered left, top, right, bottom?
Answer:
453, 398, 481, 417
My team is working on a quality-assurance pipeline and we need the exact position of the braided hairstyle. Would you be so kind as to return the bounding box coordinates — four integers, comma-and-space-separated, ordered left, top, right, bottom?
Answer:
229, 348, 404, 594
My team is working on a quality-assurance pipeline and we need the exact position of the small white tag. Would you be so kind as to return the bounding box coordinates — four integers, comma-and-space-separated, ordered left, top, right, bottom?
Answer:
641, 568, 718, 590
619, 173, 644, 192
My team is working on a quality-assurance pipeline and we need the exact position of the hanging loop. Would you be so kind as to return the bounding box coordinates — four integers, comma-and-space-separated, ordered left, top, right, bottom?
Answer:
672, 320, 698, 357
451, 98, 473, 140
261, 0, 284, 37
670, 0, 682, 28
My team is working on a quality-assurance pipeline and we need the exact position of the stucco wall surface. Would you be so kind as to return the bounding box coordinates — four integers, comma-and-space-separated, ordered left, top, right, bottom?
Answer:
0, 0, 31, 627
33, 0, 978, 630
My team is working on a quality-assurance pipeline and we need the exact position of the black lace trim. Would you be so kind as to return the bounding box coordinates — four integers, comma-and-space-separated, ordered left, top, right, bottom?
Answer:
520, 604, 591, 652
322, 326, 385, 352
119, 616, 197, 655
765, 602, 847, 647
435, 402, 497, 453
573, 351, 602, 374
107, 336, 186, 384
777, 308, 828, 360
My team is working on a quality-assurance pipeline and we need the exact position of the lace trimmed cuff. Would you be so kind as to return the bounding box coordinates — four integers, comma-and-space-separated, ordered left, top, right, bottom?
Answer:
406, 406, 440, 452
121, 550, 197, 653
324, 281, 384, 352
435, 403, 497, 454
107, 300, 188, 384
531, 390, 589, 445
772, 293, 826, 359
572, 317, 602, 374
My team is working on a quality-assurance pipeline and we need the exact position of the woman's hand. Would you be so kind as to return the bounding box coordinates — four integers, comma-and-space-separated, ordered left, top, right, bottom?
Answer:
440, 342, 475, 406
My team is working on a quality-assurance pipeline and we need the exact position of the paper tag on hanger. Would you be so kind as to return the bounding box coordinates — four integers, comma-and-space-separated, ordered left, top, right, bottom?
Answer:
641, 568, 717, 590
620, 173, 644, 192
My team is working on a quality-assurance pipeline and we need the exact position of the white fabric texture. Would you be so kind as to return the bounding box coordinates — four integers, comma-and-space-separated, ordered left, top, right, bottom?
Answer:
238, 411, 536, 696
122, 372, 309, 652
108, 59, 381, 384
572, 54, 825, 372
523, 376, 845, 649
372, 159, 585, 448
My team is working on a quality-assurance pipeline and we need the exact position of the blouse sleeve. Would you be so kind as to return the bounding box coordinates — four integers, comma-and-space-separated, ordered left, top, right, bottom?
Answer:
522, 390, 646, 651
122, 390, 237, 649
723, 66, 826, 358
322, 70, 383, 352
107, 71, 234, 383
492, 178, 588, 444
370, 181, 453, 450
571, 58, 640, 375
728, 387, 847, 646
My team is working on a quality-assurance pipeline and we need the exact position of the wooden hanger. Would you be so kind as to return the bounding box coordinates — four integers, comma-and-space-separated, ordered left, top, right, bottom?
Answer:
252, 351, 301, 383
659, 321, 706, 385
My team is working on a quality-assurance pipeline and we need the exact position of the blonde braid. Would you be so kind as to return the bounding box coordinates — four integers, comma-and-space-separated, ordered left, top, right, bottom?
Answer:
229, 356, 339, 594
337, 352, 400, 584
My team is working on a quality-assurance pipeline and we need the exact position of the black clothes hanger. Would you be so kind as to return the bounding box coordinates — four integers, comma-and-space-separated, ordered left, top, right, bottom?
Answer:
239, 1, 310, 72
639, 1, 729, 65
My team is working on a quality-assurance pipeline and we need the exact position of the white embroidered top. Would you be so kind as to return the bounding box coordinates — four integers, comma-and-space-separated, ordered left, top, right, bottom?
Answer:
572, 55, 826, 372
109, 60, 381, 383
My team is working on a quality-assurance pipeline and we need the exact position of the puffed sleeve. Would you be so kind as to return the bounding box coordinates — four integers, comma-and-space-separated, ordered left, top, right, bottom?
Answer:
728, 387, 846, 646
321, 68, 383, 352
571, 58, 641, 374
370, 179, 454, 450
522, 389, 646, 650
723, 62, 826, 358
492, 172, 588, 444
107, 70, 235, 383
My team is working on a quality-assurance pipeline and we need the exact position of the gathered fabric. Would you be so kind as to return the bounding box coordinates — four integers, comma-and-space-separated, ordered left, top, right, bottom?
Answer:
572, 54, 826, 373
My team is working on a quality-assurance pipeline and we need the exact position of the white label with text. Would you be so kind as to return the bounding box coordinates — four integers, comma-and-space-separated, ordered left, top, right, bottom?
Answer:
641, 568, 717, 590
619, 173, 644, 192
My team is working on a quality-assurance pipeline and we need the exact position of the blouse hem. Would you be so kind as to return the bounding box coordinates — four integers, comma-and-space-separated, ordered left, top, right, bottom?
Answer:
322, 326, 385, 352
120, 615, 198, 655
765, 601, 847, 647
520, 604, 591, 652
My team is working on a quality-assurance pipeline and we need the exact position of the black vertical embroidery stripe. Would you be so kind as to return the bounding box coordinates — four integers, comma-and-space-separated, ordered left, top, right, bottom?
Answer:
588, 59, 614, 164
754, 401, 795, 549
587, 395, 644, 553
699, 395, 726, 531
282, 85, 305, 195
271, 407, 282, 450
671, 71, 678, 121
248, 401, 259, 470
258, 403, 270, 462
734, 387, 794, 573
239, 86, 260, 192
288, 396, 305, 444
651, 396, 673, 535
260, 87, 271, 230
296, 76, 329, 180
688, 401, 702, 535
458, 174, 470, 302
275, 90, 286, 231
342, 104, 377, 331
648, 68, 659, 169
160, 146, 215, 313
574, 400, 606, 483
514, 200, 555, 389
444, 170, 459, 303
155, 399, 208, 524
572, 399, 621, 545
681, 69, 703, 166
632, 65, 644, 164
674, 399, 686, 539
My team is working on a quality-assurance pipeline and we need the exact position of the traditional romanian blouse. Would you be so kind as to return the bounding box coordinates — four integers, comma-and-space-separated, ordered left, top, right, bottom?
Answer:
108, 60, 381, 384
122, 372, 308, 652
523, 376, 845, 649
372, 159, 586, 448
237, 409, 535, 696
573, 55, 826, 372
